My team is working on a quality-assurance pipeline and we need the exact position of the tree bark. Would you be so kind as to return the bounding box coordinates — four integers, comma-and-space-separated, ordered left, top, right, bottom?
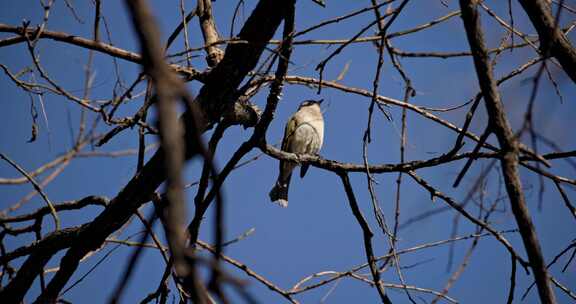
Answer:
518, 0, 576, 83
459, 1, 557, 303
28, 0, 291, 302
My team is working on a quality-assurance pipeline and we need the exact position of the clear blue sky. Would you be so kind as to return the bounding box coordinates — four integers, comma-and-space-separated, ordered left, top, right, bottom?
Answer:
1, 1, 575, 303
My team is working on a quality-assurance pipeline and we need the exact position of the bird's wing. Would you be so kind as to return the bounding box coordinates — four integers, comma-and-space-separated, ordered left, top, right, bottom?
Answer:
281, 115, 299, 151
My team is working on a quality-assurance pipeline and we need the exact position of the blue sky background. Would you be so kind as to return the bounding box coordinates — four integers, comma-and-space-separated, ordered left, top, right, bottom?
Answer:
1, 0, 575, 303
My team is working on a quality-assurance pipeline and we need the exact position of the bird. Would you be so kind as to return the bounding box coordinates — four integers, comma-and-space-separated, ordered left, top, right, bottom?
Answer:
269, 99, 325, 207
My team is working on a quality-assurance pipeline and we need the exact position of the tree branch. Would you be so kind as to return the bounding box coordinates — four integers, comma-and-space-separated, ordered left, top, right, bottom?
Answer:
459, 1, 556, 302
518, 0, 576, 83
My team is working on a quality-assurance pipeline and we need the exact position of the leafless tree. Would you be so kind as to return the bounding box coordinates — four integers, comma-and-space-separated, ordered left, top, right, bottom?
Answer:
0, 0, 575, 303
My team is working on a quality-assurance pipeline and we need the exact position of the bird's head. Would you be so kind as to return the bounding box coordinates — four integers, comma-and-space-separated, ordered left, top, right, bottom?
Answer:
298, 99, 323, 110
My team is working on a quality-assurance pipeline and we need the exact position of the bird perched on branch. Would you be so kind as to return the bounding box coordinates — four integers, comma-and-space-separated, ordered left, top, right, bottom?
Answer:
269, 99, 325, 207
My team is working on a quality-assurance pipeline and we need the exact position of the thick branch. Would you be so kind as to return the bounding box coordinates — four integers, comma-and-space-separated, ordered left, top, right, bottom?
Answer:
0, 226, 83, 303
197, 0, 223, 66
122, 0, 200, 302
459, 1, 556, 303
518, 0, 576, 83
5, 0, 291, 301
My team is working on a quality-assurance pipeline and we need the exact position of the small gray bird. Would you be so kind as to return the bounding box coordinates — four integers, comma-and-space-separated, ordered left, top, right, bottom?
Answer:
269, 99, 325, 207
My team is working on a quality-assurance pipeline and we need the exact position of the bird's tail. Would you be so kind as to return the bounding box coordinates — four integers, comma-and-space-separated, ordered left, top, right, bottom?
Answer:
269, 182, 289, 208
